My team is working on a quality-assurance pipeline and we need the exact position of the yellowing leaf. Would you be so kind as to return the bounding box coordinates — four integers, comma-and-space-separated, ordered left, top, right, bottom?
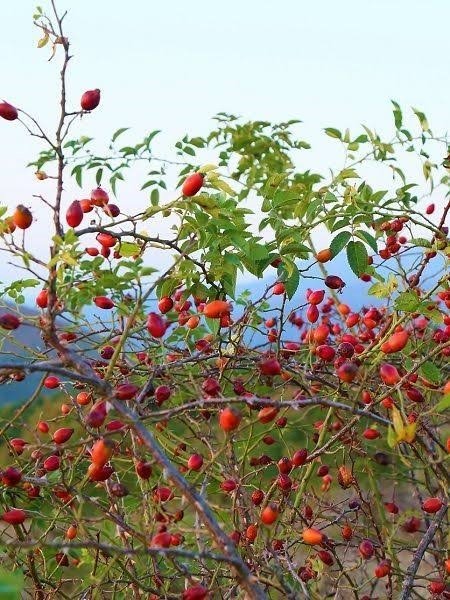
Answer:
403, 422, 417, 443
389, 406, 417, 445
191, 194, 221, 217
206, 171, 235, 196
391, 406, 405, 439
143, 206, 163, 219
198, 164, 218, 174
37, 33, 49, 48
119, 242, 140, 257
435, 394, 450, 413
60, 251, 77, 267
387, 425, 397, 449
191, 194, 217, 209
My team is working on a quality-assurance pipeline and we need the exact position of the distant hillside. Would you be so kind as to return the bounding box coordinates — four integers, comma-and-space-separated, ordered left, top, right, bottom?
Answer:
0, 303, 46, 405
0, 254, 392, 405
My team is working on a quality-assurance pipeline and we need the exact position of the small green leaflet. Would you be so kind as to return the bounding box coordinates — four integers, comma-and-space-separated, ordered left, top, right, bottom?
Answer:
346, 240, 368, 276
354, 230, 378, 253
391, 100, 402, 129
387, 425, 397, 449
330, 231, 351, 258
112, 127, 129, 142
435, 394, 450, 413
119, 242, 140, 257
284, 264, 300, 299
324, 128, 341, 139
368, 275, 397, 299
412, 107, 430, 132
278, 260, 300, 299
409, 238, 432, 249
419, 361, 441, 385
394, 291, 421, 312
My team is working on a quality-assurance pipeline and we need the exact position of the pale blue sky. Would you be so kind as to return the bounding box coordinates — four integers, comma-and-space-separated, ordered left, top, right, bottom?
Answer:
0, 1, 448, 288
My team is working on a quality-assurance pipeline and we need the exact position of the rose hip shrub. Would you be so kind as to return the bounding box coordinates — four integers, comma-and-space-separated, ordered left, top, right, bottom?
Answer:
0, 4, 449, 599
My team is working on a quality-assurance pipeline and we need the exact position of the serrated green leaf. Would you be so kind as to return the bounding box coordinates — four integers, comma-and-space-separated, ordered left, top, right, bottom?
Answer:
394, 291, 421, 312
435, 394, 450, 413
368, 275, 398, 299
420, 361, 441, 384
409, 238, 432, 248
346, 240, 368, 276
210, 177, 235, 196
119, 242, 140, 257
247, 243, 269, 261
354, 230, 378, 253
330, 231, 351, 258
330, 218, 350, 232
426, 309, 443, 324
283, 263, 300, 299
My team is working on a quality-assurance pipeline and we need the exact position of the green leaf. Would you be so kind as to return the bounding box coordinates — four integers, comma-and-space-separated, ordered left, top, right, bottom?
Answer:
158, 277, 179, 299
330, 218, 350, 233
96, 168, 103, 185
150, 189, 159, 206
420, 361, 441, 385
71, 165, 83, 187
368, 275, 398, 299
394, 291, 421, 312
141, 180, 158, 191
387, 425, 397, 449
330, 231, 351, 258
391, 100, 402, 129
199, 164, 218, 174
119, 146, 137, 156
110, 172, 124, 196
426, 308, 443, 324
324, 128, 342, 139
422, 160, 432, 181
412, 107, 430, 132
119, 242, 140, 257
141, 267, 158, 276
112, 127, 129, 142
354, 230, 378, 253
205, 317, 220, 335
409, 238, 432, 249
337, 168, 359, 180
247, 243, 269, 261
37, 32, 49, 48
435, 394, 450, 413
283, 263, 300, 299
0, 567, 24, 599
346, 240, 368, 276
